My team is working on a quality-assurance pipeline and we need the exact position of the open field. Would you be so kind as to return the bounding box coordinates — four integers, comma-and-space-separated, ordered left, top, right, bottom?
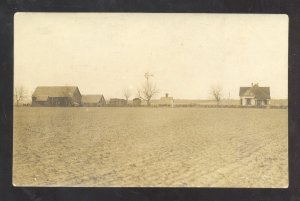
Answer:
13, 107, 288, 187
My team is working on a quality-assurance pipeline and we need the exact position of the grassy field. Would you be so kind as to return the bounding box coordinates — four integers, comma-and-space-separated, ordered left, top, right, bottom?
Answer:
13, 107, 288, 187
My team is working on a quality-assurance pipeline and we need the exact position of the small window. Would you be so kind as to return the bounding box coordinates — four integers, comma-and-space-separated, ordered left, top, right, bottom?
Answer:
246, 98, 251, 105
257, 100, 261, 106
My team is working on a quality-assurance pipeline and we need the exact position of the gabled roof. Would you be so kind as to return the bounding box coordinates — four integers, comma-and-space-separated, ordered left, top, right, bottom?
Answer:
32, 86, 80, 98
239, 85, 270, 99
82, 95, 104, 104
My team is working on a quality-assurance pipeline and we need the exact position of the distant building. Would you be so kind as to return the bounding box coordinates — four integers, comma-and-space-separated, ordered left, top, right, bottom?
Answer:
109, 98, 127, 106
239, 83, 270, 107
32, 86, 81, 107
158, 93, 174, 107
132, 98, 142, 106
82, 95, 106, 107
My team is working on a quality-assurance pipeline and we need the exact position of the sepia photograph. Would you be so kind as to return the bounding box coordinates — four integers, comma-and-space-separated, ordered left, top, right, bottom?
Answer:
13, 13, 288, 187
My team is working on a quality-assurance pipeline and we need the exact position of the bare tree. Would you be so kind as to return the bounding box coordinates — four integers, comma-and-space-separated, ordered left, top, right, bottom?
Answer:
138, 72, 159, 106
14, 86, 27, 106
123, 88, 131, 103
210, 85, 222, 105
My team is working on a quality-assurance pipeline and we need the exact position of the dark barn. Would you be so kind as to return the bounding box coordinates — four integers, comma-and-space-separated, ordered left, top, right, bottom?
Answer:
82, 95, 106, 107
32, 86, 82, 107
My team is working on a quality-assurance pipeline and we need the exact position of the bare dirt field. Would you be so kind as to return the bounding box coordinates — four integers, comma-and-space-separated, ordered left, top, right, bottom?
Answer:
13, 107, 288, 187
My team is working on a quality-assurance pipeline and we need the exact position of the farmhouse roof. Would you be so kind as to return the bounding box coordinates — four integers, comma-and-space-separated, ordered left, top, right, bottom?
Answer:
239, 85, 270, 99
32, 86, 80, 98
82, 95, 104, 103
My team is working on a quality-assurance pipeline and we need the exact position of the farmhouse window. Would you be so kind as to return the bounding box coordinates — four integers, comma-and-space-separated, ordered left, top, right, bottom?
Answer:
256, 100, 262, 106
246, 98, 251, 105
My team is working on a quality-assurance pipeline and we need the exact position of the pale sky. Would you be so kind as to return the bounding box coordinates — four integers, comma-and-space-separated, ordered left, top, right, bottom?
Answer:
14, 13, 288, 99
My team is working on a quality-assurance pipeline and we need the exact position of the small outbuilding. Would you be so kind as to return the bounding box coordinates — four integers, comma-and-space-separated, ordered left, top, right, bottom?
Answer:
132, 98, 142, 106
109, 98, 127, 106
81, 95, 106, 107
239, 83, 270, 107
158, 93, 174, 107
32, 86, 82, 107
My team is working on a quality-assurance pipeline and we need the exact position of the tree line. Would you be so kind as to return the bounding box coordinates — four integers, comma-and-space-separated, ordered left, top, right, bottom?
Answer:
14, 72, 223, 106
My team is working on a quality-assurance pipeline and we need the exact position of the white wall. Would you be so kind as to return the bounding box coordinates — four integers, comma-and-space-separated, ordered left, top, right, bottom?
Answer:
241, 97, 255, 106
241, 97, 270, 106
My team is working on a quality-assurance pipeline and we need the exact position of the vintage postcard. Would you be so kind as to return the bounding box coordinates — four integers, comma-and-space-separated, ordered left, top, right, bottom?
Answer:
13, 13, 288, 187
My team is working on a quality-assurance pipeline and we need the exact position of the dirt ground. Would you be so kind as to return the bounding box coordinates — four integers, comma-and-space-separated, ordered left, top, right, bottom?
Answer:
13, 107, 288, 187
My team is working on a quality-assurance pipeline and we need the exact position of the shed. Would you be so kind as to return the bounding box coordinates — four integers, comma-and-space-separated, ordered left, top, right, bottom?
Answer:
132, 98, 142, 106
81, 95, 106, 107
158, 93, 174, 107
109, 98, 127, 106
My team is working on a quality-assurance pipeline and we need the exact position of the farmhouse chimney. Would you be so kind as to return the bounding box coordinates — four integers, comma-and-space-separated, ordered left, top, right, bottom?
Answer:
165, 93, 168, 98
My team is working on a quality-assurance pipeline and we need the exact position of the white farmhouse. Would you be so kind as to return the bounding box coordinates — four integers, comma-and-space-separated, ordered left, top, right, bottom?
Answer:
239, 83, 271, 107
157, 93, 174, 107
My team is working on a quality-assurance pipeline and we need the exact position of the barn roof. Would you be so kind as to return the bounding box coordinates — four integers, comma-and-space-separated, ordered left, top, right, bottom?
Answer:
239, 85, 270, 99
82, 95, 104, 104
32, 86, 80, 98
35, 95, 49, 101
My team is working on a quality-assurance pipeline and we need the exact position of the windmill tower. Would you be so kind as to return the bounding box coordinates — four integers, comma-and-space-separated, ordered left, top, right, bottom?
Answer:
144, 72, 153, 81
